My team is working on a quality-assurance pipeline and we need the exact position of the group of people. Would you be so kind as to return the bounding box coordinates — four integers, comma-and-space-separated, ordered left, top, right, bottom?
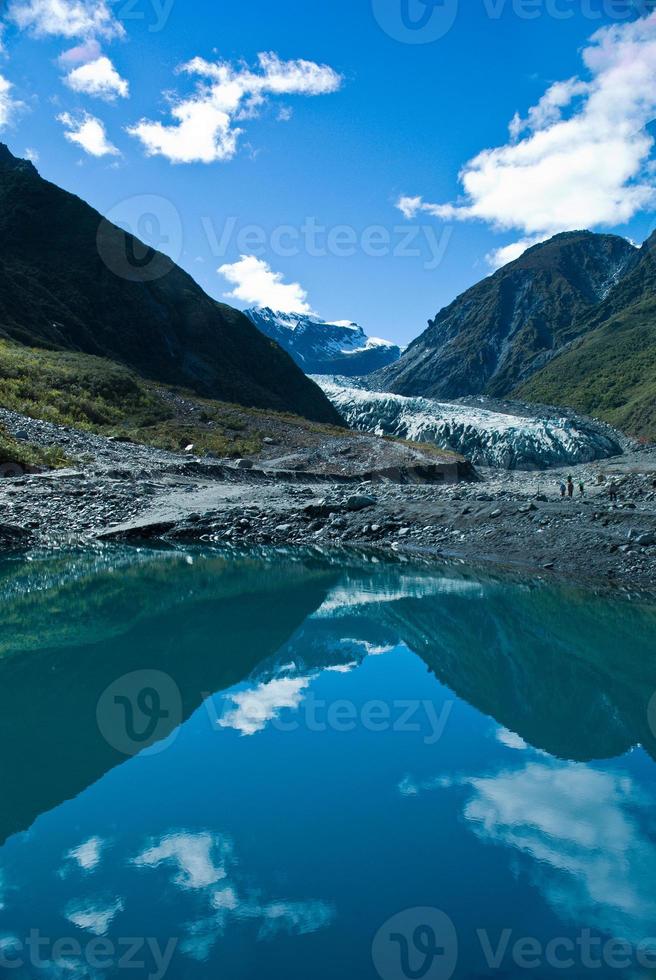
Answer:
559, 476, 584, 498
559, 475, 620, 501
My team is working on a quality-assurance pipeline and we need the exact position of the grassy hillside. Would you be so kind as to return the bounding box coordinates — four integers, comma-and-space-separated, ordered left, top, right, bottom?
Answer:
0, 340, 345, 459
0, 144, 341, 426
372, 232, 636, 399
517, 297, 656, 440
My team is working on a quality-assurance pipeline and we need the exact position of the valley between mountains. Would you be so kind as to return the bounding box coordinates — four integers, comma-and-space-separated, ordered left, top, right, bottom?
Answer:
0, 145, 654, 591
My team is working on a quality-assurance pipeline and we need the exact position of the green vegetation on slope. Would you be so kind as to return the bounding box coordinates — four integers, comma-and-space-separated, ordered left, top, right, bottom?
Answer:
0, 144, 341, 426
0, 340, 344, 459
517, 297, 656, 440
373, 231, 636, 399
0, 423, 69, 470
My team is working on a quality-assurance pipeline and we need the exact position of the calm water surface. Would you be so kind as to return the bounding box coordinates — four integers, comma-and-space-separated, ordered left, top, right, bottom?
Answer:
1, 548, 656, 979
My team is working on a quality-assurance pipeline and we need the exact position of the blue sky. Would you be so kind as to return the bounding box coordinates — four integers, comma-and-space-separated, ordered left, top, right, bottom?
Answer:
1, 0, 656, 344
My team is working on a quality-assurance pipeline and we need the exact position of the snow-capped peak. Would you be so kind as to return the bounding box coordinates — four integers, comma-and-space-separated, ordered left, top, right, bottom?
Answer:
244, 308, 402, 377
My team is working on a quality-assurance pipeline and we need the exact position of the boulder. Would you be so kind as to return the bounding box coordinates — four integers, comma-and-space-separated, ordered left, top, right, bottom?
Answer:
346, 494, 377, 512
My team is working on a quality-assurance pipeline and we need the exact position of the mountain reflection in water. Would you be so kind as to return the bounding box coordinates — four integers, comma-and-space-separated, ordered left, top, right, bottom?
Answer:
0, 547, 655, 979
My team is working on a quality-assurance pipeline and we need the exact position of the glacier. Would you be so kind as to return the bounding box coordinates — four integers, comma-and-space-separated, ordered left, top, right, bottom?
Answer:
315, 377, 625, 470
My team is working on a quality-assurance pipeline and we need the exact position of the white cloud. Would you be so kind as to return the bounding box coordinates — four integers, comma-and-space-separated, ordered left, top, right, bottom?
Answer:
132, 830, 334, 965
133, 833, 231, 891
495, 727, 528, 751
64, 56, 129, 101
218, 675, 312, 735
0, 75, 22, 129
24, 146, 39, 162
65, 897, 124, 936
58, 110, 119, 156
66, 836, 106, 873
398, 13, 656, 263
127, 51, 342, 164
7, 0, 124, 39
257, 900, 336, 940
464, 761, 656, 944
219, 256, 314, 315
58, 37, 101, 66
485, 236, 546, 270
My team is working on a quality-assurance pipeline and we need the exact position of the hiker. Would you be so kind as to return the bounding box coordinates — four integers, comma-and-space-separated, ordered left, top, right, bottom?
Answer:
567, 476, 574, 498
559, 481, 566, 498
609, 482, 619, 503
579, 481, 585, 497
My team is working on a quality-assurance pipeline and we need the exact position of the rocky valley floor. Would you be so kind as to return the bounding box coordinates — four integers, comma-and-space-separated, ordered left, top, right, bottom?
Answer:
0, 407, 655, 594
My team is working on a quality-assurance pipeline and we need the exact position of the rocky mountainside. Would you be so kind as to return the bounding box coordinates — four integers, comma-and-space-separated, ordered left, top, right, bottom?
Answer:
372, 232, 636, 400
518, 232, 656, 439
245, 307, 401, 376
317, 377, 624, 470
0, 144, 340, 425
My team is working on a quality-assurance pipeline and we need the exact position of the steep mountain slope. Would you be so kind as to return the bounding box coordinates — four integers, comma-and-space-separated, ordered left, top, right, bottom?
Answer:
372, 232, 636, 400
518, 233, 656, 439
245, 307, 401, 376
0, 144, 341, 425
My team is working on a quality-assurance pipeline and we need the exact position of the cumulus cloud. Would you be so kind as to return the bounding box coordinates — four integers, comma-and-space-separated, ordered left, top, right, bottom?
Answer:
132, 830, 334, 964
133, 833, 231, 891
0, 75, 22, 129
485, 237, 546, 270
58, 37, 101, 66
219, 256, 314, 315
7, 0, 124, 39
66, 836, 106, 873
462, 760, 656, 944
65, 897, 124, 936
58, 110, 119, 156
63, 55, 129, 100
127, 51, 342, 164
398, 13, 656, 265
218, 675, 313, 735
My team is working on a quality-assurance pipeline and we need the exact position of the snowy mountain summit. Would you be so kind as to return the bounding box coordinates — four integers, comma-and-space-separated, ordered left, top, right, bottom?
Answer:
245, 308, 402, 377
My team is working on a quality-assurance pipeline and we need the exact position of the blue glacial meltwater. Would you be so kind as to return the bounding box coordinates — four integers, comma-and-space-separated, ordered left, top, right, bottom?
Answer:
1, 547, 655, 980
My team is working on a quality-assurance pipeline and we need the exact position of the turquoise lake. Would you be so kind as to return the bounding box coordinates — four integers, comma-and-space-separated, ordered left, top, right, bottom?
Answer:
1, 547, 656, 979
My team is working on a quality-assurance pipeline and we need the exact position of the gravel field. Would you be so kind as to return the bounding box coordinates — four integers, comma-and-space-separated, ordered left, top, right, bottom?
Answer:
1, 407, 655, 594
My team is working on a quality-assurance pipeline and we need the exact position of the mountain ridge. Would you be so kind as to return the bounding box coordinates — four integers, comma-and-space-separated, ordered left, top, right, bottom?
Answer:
0, 144, 342, 425
371, 231, 637, 400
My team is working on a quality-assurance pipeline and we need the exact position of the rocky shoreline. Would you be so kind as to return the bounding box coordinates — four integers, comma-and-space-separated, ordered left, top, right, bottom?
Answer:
0, 408, 655, 594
